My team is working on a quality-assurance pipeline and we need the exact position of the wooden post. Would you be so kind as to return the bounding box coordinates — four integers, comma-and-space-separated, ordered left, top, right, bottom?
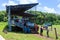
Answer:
54, 28, 58, 39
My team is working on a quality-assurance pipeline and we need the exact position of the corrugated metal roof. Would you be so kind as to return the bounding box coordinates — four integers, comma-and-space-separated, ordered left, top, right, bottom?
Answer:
6, 3, 38, 17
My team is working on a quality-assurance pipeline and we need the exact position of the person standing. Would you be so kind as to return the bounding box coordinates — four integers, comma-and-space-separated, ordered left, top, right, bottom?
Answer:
47, 29, 49, 37
40, 26, 43, 36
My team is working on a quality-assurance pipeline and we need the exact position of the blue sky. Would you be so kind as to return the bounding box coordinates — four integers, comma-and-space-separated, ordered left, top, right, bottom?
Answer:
0, 0, 60, 14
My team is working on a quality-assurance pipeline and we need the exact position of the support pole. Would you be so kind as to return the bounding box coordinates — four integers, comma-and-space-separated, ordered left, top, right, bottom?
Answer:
8, 6, 12, 31
54, 28, 58, 39
34, 6, 37, 23
51, 25, 52, 31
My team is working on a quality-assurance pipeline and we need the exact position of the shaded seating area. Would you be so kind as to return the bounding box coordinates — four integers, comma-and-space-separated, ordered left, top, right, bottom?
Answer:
6, 3, 39, 33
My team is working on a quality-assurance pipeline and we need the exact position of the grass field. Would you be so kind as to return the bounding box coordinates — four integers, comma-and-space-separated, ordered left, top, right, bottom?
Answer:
38, 25, 60, 40
0, 22, 60, 40
0, 22, 44, 40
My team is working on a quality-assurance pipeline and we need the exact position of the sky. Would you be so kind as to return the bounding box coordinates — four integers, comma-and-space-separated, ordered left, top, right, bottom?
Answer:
0, 0, 60, 14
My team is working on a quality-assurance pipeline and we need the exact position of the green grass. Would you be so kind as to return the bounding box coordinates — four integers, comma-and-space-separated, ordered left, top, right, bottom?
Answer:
0, 22, 60, 40
0, 22, 44, 40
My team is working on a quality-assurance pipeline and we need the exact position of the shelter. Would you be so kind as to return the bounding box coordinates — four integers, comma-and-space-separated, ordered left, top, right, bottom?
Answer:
6, 3, 38, 31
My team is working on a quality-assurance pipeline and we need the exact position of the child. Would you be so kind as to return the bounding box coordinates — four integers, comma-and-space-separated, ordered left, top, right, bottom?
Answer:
40, 26, 43, 36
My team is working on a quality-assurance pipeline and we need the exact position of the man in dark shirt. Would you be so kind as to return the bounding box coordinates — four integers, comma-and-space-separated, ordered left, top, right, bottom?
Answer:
40, 26, 43, 36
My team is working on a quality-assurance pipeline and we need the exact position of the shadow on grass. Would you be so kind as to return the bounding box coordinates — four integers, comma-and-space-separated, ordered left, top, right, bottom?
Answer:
3, 25, 38, 34
3, 25, 8, 34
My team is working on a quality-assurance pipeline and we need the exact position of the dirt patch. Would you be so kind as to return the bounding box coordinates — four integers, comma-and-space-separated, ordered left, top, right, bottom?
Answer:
33, 34, 54, 40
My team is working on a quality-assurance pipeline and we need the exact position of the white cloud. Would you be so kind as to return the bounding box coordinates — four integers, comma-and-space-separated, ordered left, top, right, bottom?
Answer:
2, 0, 38, 8
1, 0, 58, 14
57, 3, 60, 8
2, 0, 17, 7
17, 0, 38, 4
43, 6, 57, 13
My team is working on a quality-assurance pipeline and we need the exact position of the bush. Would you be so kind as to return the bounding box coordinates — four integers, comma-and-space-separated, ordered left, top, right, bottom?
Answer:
3, 17, 8, 22
52, 20, 60, 25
